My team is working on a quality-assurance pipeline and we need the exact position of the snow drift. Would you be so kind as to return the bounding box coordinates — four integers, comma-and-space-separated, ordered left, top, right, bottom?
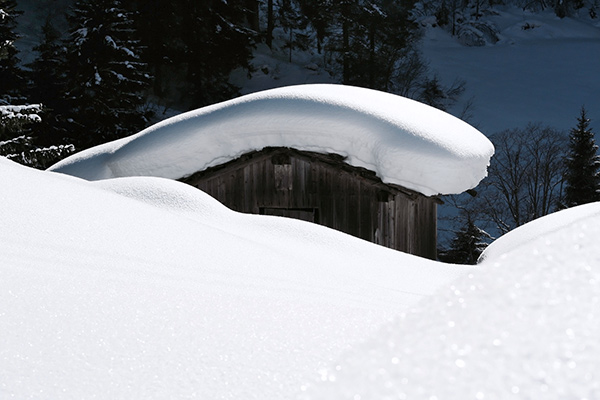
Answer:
480, 201, 600, 261
0, 157, 469, 399
301, 202, 600, 400
49, 84, 494, 196
4, 157, 600, 398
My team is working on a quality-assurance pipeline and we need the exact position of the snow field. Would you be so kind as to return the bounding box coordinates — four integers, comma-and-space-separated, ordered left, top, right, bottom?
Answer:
300, 204, 600, 400
1, 158, 469, 399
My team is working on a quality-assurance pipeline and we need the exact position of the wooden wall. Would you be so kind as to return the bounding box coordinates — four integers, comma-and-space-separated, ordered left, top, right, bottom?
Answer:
182, 147, 437, 259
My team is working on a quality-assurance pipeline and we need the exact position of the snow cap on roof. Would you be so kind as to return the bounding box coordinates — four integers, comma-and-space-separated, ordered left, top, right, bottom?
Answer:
49, 84, 494, 196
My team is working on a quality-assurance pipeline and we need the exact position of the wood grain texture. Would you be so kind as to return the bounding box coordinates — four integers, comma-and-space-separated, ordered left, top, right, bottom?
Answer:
182, 147, 438, 259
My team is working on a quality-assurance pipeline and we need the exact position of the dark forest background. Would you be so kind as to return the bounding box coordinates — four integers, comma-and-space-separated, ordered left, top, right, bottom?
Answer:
9, 0, 594, 152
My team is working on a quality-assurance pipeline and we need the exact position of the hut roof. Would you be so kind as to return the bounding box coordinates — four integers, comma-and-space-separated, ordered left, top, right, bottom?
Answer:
48, 84, 494, 196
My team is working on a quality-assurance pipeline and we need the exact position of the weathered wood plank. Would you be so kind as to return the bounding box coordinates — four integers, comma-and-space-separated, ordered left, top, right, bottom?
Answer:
180, 147, 438, 259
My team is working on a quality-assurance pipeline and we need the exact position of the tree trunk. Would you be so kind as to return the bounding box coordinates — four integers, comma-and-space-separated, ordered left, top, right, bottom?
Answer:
266, 0, 274, 48
368, 24, 375, 88
289, 29, 293, 62
246, 0, 260, 31
342, 19, 350, 84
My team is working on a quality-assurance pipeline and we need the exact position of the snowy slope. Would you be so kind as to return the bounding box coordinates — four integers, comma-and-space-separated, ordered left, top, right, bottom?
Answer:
5, 157, 600, 399
480, 201, 600, 261
48, 84, 494, 196
231, 41, 334, 95
0, 157, 469, 399
301, 202, 600, 400
422, 7, 600, 135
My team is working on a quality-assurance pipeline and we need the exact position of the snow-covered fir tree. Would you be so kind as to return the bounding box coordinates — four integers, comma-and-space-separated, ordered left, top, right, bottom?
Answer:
1, 0, 27, 141
27, 20, 71, 147
439, 216, 490, 264
119, 0, 182, 101
0, 104, 75, 169
0, 0, 25, 103
563, 107, 600, 207
0, 104, 39, 141
0, 4, 74, 168
64, 0, 152, 149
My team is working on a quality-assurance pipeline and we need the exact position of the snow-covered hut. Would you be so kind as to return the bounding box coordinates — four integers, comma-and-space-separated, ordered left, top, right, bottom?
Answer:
181, 146, 441, 257
49, 84, 494, 259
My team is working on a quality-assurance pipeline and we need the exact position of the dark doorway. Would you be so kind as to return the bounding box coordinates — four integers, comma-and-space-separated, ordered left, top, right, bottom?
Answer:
260, 207, 318, 223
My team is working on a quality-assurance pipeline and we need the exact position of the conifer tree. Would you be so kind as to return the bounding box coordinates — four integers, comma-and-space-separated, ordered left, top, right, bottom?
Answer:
563, 107, 600, 207
440, 216, 489, 264
1, 0, 29, 143
278, 0, 310, 63
118, 0, 255, 109
298, 0, 333, 54
120, 0, 179, 100
0, 0, 25, 103
0, 6, 74, 168
266, 0, 275, 48
179, 0, 255, 107
324, 0, 419, 91
63, 0, 152, 149
0, 104, 75, 169
27, 20, 70, 147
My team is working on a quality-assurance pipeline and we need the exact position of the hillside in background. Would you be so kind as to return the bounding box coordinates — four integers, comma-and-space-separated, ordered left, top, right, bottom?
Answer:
421, 6, 600, 134
13, 0, 600, 135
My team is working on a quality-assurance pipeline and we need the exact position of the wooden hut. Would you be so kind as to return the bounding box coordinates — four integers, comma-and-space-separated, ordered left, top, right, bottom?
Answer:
49, 85, 494, 260
181, 146, 439, 259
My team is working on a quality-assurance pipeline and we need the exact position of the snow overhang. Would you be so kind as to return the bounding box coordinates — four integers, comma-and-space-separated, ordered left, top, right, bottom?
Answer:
48, 84, 494, 196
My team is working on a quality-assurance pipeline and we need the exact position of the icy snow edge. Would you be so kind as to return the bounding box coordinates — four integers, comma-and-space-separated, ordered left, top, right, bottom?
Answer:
49, 84, 494, 196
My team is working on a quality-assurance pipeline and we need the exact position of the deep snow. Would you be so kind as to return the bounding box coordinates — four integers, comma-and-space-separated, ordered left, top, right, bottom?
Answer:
0, 157, 469, 399
480, 201, 600, 261
300, 203, 600, 400
48, 84, 494, 197
4, 156, 600, 399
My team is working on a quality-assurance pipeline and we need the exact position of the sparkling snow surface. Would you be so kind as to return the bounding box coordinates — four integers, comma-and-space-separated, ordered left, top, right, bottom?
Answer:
48, 84, 494, 196
0, 158, 468, 399
480, 202, 600, 262
301, 205, 600, 400
4, 158, 600, 398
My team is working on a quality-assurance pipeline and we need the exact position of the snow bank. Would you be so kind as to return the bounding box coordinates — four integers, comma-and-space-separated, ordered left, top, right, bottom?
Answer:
1, 158, 470, 399
5, 157, 600, 399
480, 201, 600, 261
301, 203, 600, 400
49, 84, 494, 196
